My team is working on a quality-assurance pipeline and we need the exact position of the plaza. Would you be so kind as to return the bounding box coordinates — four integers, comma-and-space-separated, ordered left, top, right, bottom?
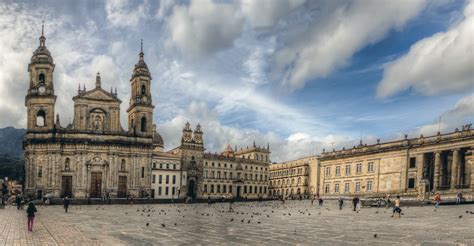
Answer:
1, 200, 473, 245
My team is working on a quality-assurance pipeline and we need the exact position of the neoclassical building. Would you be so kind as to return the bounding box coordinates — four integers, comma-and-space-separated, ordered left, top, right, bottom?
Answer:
319, 127, 474, 197
268, 156, 318, 197
170, 126, 271, 199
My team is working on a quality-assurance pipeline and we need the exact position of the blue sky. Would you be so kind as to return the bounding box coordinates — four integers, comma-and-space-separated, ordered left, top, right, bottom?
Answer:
0, 0, 473, 161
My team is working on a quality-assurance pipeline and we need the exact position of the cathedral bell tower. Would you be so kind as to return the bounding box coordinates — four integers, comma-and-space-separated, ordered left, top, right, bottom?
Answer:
127, 40, 154, 135
25, 23, 56, 131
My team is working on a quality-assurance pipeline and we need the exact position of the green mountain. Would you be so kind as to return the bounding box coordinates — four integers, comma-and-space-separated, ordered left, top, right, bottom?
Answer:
0, 127, 25, 181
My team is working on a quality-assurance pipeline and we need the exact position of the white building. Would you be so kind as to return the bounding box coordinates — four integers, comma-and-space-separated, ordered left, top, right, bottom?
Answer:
151, 152, 185, 199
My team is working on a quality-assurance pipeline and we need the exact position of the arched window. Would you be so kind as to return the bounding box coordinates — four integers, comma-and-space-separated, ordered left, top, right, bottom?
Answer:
36, 110, 46, 126
140, 117, 147, 132
141, 84, 146, 95
39, 73, 45, 85
65, 158, 70, 171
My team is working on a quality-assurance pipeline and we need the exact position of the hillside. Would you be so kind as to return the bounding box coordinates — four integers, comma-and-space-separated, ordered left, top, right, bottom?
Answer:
0, 127, 25, 181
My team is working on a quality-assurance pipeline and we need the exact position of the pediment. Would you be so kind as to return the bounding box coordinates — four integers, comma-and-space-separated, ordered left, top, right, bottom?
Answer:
74, 88, 121, 103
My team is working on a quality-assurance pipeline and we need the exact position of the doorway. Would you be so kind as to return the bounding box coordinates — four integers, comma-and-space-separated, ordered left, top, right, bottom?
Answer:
118, 176, 127, 198
61, 176, 73, 198
236, 186, 241, 199
90, 172, 102, 198
187, 180, 196, 199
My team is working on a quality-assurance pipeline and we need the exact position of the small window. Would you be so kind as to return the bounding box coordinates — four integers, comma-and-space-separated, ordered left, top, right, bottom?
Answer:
140, 117, 147, 132
334, 183, 340, 193
204, 184, 208, 193
141, 167, 145, 178
172, 175, 176, 184
345, 165, 351, 175
166, 175, 169, 184
355, 182, 361, 192
39, 73, 45, 85
38, 166, 43, 178
324, 184, 330, 194
152, 175, 156, 184
141, 84, 146, 95
367, 180, 373, 191
325, 167, 331, 176
409, 157, 416, 168
356, 163, 362, 174
159, 175, 162, 184
166, 164, 169, 169
368, 162, 374, 173
344, 183, 350, 193
165, 187, 169, 195
211, 185, 214, 193
408, 178, 416, 189
223, 185, 227, 193
158, 187, 162, 195
335, 166, 341, 176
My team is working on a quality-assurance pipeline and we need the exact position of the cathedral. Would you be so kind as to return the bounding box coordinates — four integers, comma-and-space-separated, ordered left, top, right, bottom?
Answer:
23, 26, 271, 200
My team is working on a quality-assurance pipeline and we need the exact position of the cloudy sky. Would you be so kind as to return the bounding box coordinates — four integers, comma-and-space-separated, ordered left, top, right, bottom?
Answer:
0, 0, 473, 162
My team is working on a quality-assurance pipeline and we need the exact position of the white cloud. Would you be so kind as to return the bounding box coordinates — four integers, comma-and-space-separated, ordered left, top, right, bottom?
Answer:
411, 93, 474, 137
105, 0, 150, 28
157, 100, 358, 162
274, 0, 428, 91
377, 0, 474, 98
167, 0, 244, 58
240, 0, 306, 27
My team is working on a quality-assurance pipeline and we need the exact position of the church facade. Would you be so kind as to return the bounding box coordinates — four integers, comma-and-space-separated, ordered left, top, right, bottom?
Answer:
23, 27, 271, 200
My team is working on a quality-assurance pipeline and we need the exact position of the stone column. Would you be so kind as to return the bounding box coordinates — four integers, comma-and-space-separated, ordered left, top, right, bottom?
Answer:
433, 151, 441, 191
467, 148, 474, 190
416, 154, 425, 190
451, 149, 459, 189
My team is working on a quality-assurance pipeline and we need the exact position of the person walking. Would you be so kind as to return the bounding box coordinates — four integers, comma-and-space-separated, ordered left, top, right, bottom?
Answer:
63, 197, 70, 213
338, 197, 344, 210
434, 193, 441, 209
391, 196, 402, 218
26, 202, 37, 231
318, 197, 324, 207
311, 195, 315, 206
352, 197, 359, 212
456, 192, 462, 204
16, 194, 22, 210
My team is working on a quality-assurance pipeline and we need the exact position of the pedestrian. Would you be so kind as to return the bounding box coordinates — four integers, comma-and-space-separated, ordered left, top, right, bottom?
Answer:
311, 194, 315, 206
356, 198, 361, 212
391, 195, 402, 218
352, 197, 359, 212
207, 196, 211, 205
229, 197, 234, 212
16, 194, 22, 210
26, 202, 37, 231
456, 192, 462, 204
434, 193, 441, 209
63, 197, 70, 213
318, 197, 324, 207
338, 197, 344, 210
386, 195, 391, 208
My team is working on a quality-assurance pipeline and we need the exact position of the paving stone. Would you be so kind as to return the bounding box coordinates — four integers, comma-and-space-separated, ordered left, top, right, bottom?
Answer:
0, 200, 473, 245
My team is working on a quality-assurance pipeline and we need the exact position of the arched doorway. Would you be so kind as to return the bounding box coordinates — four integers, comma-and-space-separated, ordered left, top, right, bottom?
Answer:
188, 180, 196, 199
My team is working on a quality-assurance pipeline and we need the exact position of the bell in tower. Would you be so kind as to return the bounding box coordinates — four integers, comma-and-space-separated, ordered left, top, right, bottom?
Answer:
25, 22, 57, 131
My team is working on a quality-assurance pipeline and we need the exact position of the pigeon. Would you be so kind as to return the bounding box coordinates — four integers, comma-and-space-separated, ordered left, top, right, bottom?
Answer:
374, 234, 377, 238
459, 215, 462, 218
174, 223, 177, 226
241, 219, 244, 223
231, 218, 234, 222
257, 221, 261, 224
161, 224, 166, 227
247, 220, 251, 223
146, 223, 149, 227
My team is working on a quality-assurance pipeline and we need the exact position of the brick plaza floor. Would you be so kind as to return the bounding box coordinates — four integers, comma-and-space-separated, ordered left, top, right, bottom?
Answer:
1, 200, 474, 245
